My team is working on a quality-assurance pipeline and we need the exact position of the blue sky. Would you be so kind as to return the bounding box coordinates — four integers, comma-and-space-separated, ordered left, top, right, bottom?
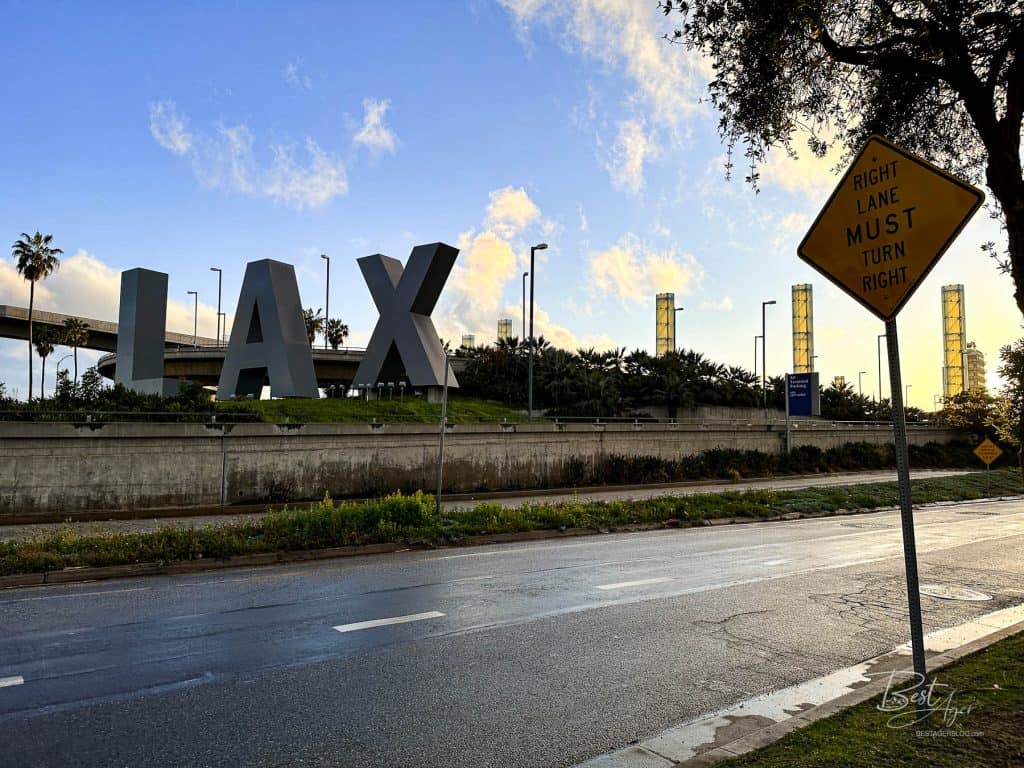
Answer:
0, 1, 1017, 407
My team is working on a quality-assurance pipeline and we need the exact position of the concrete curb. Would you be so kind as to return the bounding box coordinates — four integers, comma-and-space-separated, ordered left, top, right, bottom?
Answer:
674, 619, 1024, 766
1, 494, 1019, 591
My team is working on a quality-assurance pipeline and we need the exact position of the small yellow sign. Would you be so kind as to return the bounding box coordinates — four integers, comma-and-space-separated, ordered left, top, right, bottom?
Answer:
974, 438, 1003, 467
798, 136, 985, 321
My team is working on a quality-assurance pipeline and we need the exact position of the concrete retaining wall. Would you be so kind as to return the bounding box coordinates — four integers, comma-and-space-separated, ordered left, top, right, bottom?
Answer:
0, 421, 962, 519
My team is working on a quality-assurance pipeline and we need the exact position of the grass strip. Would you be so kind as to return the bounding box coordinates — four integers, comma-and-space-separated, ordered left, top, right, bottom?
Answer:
716, 629, 1024, 768
1, 469, 1019, 577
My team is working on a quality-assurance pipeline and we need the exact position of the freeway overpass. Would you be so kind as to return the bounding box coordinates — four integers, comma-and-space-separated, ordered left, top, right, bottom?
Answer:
1, 304, 469, 388
0, 304, 217, 352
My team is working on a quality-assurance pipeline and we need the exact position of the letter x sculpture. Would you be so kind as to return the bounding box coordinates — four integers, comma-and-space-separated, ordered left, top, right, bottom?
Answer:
353, 242, 459, 389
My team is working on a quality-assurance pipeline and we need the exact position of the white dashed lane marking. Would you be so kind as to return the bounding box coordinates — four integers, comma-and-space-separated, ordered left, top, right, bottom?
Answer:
0, 676, 24, 688
596, 577, 673, 591
333, 611, 446, 633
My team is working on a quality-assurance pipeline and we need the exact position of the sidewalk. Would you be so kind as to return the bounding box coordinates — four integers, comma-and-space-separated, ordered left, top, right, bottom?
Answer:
577, 603, 1024, 767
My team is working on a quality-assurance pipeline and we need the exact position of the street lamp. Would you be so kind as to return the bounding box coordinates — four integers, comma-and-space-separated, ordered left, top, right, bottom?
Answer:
905, 383, 912, 406
521, 271, 529, 341
877, 332, 887, 400
210, 267, 222, 346
187, 291, 198, 349
321, 254, 330, 349
754, 335, 762, 376
527, 243, 549, 423
674, 305, 684, 352
858, 370, 867, 397
762, 300, 776, 408
55, 353, 72, 391
810, 354, 819, 371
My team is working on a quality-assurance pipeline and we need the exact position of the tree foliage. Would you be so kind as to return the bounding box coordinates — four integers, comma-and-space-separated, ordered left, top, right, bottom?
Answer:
991, 337, 1024, 466
662, 1, 1024, 315
325, 318, 349, 350
11, 231, 62, 400
303, 308, 324, 347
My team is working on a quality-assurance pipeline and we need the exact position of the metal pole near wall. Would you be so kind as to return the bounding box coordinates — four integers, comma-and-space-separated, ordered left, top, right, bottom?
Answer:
435, 353, 451, 515
784, 374, 792, 453
885, 318, 928, 704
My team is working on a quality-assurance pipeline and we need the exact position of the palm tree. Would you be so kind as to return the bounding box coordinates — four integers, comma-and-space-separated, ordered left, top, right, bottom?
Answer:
61, 317, 90, 385
33, 328, 56, 401
303, 308, 324, 347
325, 318, 349, 350
12, 232, 62, 400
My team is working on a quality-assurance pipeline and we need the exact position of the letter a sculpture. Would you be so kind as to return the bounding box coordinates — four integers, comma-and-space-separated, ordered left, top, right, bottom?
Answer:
353, 242, 459, 395
217, 259, 319, 399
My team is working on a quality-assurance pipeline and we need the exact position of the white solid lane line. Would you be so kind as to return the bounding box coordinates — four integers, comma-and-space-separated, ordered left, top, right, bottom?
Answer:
596, 577, 673, 591
333, 611, 446, 633
0, 676, 24, 688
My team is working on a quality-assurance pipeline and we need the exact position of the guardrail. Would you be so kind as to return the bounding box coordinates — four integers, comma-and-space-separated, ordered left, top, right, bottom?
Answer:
0, 410, 262, 424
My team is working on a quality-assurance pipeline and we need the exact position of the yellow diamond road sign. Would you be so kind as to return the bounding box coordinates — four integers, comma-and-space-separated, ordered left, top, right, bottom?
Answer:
974, 438, 1003, 467
798, 135, 985, 321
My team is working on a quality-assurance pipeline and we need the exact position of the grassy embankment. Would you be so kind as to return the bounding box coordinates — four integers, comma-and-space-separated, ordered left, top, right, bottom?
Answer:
717, 630, 1024, 768
1, 469, 1019, 576
218, 396, 525, 424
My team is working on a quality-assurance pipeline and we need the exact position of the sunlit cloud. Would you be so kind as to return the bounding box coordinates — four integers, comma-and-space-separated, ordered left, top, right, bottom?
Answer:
588, 235, 704, 305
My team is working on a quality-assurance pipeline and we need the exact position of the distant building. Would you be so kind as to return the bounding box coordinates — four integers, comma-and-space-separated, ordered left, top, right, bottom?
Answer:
461, 334, 475, 350
497, 318, 514, 343
964, 341, 986, 392
941, 284, 966, 398
791, 284, 814, 373
656, 292, 678, 357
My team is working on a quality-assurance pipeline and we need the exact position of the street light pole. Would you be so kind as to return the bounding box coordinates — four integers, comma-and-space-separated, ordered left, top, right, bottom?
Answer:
858, 370, 867, 397
321, 254, 330, 349
522, 271, 529, 341
905, 383, 912, 406
55, 353, 72, 392
210, 267, 222, 346
187, 291, 198, 349
527, 243, 548, 423
762, 300, 776, 408
674, 305, 684, 352
877, 332, 887, 401
754, 335, 761, 376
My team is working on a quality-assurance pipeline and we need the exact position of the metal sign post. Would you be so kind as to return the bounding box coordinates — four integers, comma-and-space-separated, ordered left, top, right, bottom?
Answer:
435, 354, 451, 515
796, 135, 986, 717
884, 319, 927, 687
784, 374, 792, 454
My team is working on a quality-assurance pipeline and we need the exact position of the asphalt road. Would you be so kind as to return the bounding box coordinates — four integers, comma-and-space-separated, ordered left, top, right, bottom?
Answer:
1, 495, 1023, 767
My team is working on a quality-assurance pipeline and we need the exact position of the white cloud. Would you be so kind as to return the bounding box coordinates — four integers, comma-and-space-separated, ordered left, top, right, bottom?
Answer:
577, 203, 589, 233
264, 139, 349, 209
588, 235, 704, 305
0, 250, 221, 337
151, 101, 347, 209
699, 296, 734, 311
148, 100, 192, 155
485, 186, 541, 238
603, 119, 657, 195
284, 60, 312, 91
771, 211, 811, 251
353, 98, 398, 155
500, 0, 708, 127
